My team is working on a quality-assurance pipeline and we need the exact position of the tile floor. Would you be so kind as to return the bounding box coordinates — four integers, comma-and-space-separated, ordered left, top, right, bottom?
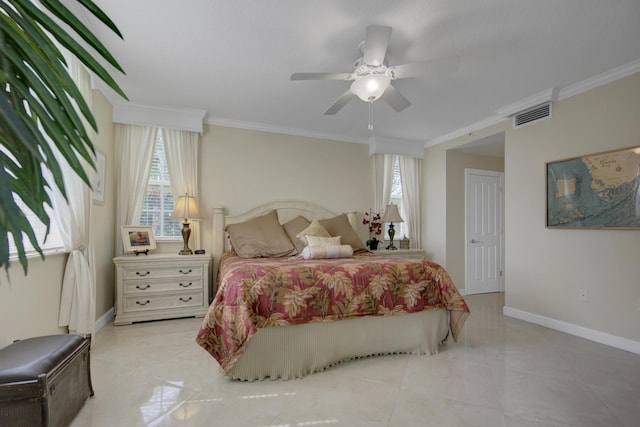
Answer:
72, 293, 640, 426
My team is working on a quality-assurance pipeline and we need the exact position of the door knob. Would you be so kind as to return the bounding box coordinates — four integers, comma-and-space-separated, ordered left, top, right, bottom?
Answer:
471, 239, 481, 244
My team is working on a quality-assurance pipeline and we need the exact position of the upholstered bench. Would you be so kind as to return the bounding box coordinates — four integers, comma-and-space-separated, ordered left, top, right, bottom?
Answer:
0, 334, 93, 427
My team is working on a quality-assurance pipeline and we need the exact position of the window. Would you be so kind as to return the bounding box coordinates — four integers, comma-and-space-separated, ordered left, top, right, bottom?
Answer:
3, 142, 65, 257
139, 129, 181, 239
8, 197, 65, 257
389, 156, 407, 239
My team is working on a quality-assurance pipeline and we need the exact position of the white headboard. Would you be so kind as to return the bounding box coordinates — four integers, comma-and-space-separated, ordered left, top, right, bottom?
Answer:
211, 200, 358, 291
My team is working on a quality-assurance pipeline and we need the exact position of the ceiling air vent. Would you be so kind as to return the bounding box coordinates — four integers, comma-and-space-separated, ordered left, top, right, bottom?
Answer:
513, 103, 552, 128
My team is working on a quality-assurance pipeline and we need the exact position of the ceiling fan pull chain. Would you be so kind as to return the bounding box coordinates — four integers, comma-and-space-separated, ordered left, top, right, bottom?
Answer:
368, 102, 374, 131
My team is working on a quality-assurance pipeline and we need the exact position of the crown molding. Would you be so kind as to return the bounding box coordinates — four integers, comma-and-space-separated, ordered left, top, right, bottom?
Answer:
558, 58, 640, 101
495, 88, 559, 117
425, 59, 640, 148
207, 116, 424, 157
368, 136, 424, 158
206, 116, 371, 145
112, 103, 206, 134
91, 76, 123, 106
424, 115, 507, 148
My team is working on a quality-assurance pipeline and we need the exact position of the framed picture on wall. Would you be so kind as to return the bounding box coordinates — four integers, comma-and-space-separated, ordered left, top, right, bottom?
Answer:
121, 226, 156, 254
546, 145, 640, 229
92, 149, 106, 205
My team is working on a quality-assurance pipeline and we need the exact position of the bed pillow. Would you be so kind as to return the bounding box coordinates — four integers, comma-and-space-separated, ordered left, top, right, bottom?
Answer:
305, 235, 341, 247
296, 218, 331, 245
226, 210, 294, 258
301, 244, 354, 259
318, 214, 368, 252
282, 216, 311, 255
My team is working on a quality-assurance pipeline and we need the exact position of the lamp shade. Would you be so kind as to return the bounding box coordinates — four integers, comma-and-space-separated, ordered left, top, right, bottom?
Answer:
350, 73, 391, 102
170, 194, 202, 221
381, 204, 404, 223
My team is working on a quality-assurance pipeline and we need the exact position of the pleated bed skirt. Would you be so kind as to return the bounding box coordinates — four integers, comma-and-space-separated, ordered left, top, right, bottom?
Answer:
227, 309, 449, 381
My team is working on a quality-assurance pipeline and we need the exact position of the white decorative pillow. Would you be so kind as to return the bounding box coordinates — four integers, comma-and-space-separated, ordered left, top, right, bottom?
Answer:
296, 218, 331, 245
301, 244, 354, 259
305, 235, 341, 247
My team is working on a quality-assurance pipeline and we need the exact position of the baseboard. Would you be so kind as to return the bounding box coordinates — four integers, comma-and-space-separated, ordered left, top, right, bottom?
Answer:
95, 307, 115, 333
503, 306, 640, 355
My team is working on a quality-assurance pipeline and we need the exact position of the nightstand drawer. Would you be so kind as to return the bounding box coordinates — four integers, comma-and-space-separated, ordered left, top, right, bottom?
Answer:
123, 278, 203, 294
123, 291, 204, 313
122, 265, 204, 280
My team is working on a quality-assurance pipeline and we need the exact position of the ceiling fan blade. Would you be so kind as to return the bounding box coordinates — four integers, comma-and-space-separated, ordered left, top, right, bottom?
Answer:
390, 55, 460, 79
363, 25, 392, 66
323, 90, 356, 115
290, 72, 351, 81
381, 85, 411, 112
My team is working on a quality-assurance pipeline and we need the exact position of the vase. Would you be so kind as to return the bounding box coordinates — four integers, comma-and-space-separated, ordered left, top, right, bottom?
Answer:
368, 239, 379, 250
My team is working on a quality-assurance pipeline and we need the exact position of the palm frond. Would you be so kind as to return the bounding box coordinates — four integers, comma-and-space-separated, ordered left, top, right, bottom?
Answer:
0, 0, 127, 273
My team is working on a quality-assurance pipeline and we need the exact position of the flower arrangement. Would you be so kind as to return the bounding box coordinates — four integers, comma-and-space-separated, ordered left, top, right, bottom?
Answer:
363, 209, 383, 249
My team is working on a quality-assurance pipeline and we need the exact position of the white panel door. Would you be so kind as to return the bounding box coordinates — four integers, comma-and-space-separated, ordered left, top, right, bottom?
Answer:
466, 169, 504, 294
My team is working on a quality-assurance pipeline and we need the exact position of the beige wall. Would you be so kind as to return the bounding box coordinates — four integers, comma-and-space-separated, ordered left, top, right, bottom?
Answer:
92, 90, 117, 321
198, 125, 373, 253
5, 68, 637, 349
425, 72, 640, 344
445, 150, 504, 290
0, 255, 68, 346
504, 72, 640, 342
423, 121, 509, 265
0, 118, 374, 348
0, 89, 116, 348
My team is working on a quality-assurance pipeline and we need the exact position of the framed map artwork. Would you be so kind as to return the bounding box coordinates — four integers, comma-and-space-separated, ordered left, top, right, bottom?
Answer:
546, 145, 640, 229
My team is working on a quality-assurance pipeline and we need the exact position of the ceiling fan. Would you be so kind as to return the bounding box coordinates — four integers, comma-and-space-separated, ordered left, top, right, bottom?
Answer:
290, 25, 459, 117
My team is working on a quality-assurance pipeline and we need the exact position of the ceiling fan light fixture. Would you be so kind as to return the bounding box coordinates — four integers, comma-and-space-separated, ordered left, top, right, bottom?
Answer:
291, 25, 451, 116
350, 73, 390, 102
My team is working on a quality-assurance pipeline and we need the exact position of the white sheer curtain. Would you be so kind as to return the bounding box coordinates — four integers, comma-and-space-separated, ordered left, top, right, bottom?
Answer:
53, 56, 96, 335
371, 154, 395, 213
114, 124, 158, 256
398, 156, 423, 249
163, 128, 202, 249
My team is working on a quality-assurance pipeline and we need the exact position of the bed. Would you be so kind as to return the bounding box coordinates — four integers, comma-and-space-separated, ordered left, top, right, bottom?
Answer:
196, 201, 470, 381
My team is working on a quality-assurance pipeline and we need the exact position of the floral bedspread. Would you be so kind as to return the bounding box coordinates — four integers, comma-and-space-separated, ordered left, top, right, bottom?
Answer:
196, 252, 470, 372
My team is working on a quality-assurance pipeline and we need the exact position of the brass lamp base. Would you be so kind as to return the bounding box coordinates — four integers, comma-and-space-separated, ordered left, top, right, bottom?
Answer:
179, 221, 193, 255
385, 222, 398, 250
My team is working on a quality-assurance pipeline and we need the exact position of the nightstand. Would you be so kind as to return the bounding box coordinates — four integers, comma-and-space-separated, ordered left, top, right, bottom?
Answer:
369, 248, 425, 260
113, 253, 211, 325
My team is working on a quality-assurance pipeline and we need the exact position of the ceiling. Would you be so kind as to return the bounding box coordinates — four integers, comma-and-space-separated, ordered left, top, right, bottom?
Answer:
78, 1, 640, 153
453, 132, 506, 158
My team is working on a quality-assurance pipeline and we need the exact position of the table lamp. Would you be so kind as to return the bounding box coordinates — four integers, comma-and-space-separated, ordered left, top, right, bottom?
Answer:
170, 194, 202, 255
381, 204, 404, 250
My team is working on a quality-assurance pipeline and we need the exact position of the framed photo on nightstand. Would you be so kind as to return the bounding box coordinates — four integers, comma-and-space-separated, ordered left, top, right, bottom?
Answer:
121, 226, 156, 254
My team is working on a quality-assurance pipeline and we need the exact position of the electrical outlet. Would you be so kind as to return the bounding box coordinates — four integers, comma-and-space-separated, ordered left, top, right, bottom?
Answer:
579, 289, 588, 302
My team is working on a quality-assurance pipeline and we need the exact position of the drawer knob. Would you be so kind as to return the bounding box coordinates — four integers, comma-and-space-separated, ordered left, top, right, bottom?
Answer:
136, 271, 151, 277
179, 297, 193, 303
136, 284, 151, 290
179, 269, 193, 274
136, 300, 151, 306
179, 282, 193, 288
